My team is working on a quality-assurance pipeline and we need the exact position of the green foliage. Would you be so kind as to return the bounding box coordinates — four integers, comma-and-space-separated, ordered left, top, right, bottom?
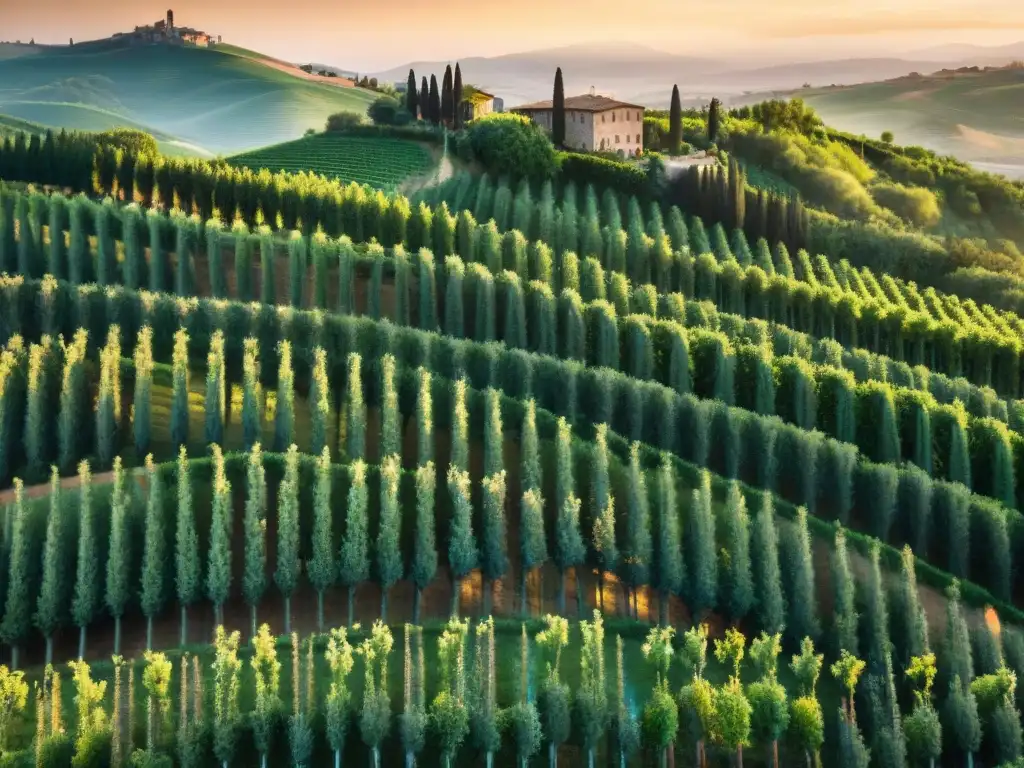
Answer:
687, 472, 718, 617
35, 467, 68, 649
243, 444, 269, 623
140, 455, 167, 642
206, 447, 233, 620
780, 507, 819, 645
447, 466, 478, 583
273, 341, 295, 452
459, 113, 557, 179
721, 480, 753, 622
831, 528, 859, 657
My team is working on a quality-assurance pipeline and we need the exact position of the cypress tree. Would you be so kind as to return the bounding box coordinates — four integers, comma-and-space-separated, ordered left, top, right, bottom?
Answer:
206, 218, 226, 298
0, 480, 29, 669
448, 466, 478, 617
342, 352, 366, 462
241, 338, 262, 451
721, 480, 754, 623
480, 470, 509, 617
861, 544, 890, 675
309, 347, 330, 457
287, 230, 306, 307
669, 85, 682, 153
377, 454, 404, 621
36, 466, 68, 665
308, 447, 334, 631
140, 454, 167, 651
259, 226, 276, 305
234, 221, 253, 301
552, 68, 566, 147
419, 76, 429, 121
933, 481, 970, 578
856, 381, 901, 465
206, 445, 232, 627
781, 507, 819, 646
71, 460, 97, 660
831, 527, 859, 656
894, 546, 929, 673
23, 343, 49, 481
243, 444, 268, 637
552, 418, 584, 614
406, 69, 418, 118
94, 327, 122, 471
57, 328, 88, 474
445, 256, 465, 338
653, 456, 684, 624
339, 460, 369, 627
411, 462, 437, 624
133, 327, 154, 457
441, 65, 453, 126
175, 446, 199, 646
274, 340, 295, 452
483, 388, 504, 477
621, 443, 653, 618
47, 194, 67, 281
417, 247, 439, 331
170, 329, 190, 451
174, 214, 197, 296
276, 446, 302, 634
687, 472, 718, 618
105, 459, 130, 658
751, 492, 785, 636
519, 487, 548, 618
204, 330, 226, 447
416, 368, 433, 465
428, 75, 440, 125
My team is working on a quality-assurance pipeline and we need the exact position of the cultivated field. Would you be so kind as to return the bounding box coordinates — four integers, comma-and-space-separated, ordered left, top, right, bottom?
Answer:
228, 134, 436, 189
799, 67, 1024, 170
0, 43, 377, 155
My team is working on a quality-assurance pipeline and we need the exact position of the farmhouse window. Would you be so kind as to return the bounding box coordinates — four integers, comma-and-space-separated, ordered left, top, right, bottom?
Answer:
602, 115, 606, 123
612, 113, 616, 122
636, 134, 640, 143
615, 135, 620, 143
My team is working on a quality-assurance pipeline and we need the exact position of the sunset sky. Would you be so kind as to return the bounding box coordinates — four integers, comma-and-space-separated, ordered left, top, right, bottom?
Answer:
6, 0, 1024, 70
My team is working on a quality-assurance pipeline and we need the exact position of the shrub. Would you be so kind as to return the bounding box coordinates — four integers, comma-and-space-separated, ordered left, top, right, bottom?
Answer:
367, 96, 413, 126
871, 182, 941, 228
459, 113, 557, 179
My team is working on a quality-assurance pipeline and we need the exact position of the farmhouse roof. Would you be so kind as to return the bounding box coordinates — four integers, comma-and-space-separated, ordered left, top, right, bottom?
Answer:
514, 94, 644, 112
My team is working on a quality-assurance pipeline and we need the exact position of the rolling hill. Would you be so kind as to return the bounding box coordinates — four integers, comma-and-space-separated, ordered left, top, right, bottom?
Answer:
797, 66, 1024, 178
0, 41, 378, 156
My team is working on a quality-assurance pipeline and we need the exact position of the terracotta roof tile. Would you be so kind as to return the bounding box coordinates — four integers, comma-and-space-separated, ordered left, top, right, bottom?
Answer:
514, 94, 645, 112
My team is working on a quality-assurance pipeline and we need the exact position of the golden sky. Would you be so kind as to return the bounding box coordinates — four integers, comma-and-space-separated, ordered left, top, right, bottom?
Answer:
5, 0, 1024, 69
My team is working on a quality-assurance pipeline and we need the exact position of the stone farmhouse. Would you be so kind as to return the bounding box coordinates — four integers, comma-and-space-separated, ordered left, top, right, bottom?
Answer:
114, 10, 217, 47
514, 92, 645, 157
461, 86, 497, 122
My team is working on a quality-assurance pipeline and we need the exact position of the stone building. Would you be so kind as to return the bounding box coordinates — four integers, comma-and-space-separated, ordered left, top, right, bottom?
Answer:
514, 92, 645, 156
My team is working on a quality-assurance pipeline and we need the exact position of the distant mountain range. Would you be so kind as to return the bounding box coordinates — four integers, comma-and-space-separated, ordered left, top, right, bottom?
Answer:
366, 40, 1024, 109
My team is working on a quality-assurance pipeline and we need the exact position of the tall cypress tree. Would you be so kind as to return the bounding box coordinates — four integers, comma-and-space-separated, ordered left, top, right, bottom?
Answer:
0, 480, 29, 670
243, 444, 268, 637
411, 462, 437, 624
552, 68, 566, 147
105, 459, 129, 657
429, 75, 441, 126
308, 447, 333, 632
721, 481, 754, 623
441, 65, 454, 126
831, 527, 859, 657
140, 454, 166, 651
176, 446, 199, 646
406, 69, 418, 118
669, 85, 682, 154
276, 446, 301, 634
339, 461, 370, 627
653, 456, 684, 625
207, 446, 233, 627
708, 98, 722, 143
453, 63, 464, 129
419, 77, 429, 121
36, 466, 68, 665
751, 492, 785, 636
72, 460, 97, 660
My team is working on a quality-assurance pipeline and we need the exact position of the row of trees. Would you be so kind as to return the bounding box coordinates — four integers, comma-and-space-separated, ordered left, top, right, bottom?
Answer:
10, 240, 1024, 519
2, 601, 1022, 766
2, 273, 1020, 604
6, 172, 1020, 403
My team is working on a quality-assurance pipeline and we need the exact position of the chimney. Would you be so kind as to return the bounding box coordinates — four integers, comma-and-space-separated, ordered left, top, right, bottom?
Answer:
590, 85, 596, 96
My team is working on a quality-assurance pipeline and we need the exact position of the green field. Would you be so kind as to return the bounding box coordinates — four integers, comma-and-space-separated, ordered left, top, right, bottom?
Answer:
799, 67, 1024, 175
0, 42, 377, 156
228, 133, 436, 189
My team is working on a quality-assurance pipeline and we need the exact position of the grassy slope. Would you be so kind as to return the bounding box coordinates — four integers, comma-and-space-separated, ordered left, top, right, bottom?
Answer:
799, 68, 1024, 170
0, 43, 377, 157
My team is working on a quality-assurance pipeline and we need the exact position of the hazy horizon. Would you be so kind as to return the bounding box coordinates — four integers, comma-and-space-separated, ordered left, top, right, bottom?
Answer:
5, 0, 1024, 71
